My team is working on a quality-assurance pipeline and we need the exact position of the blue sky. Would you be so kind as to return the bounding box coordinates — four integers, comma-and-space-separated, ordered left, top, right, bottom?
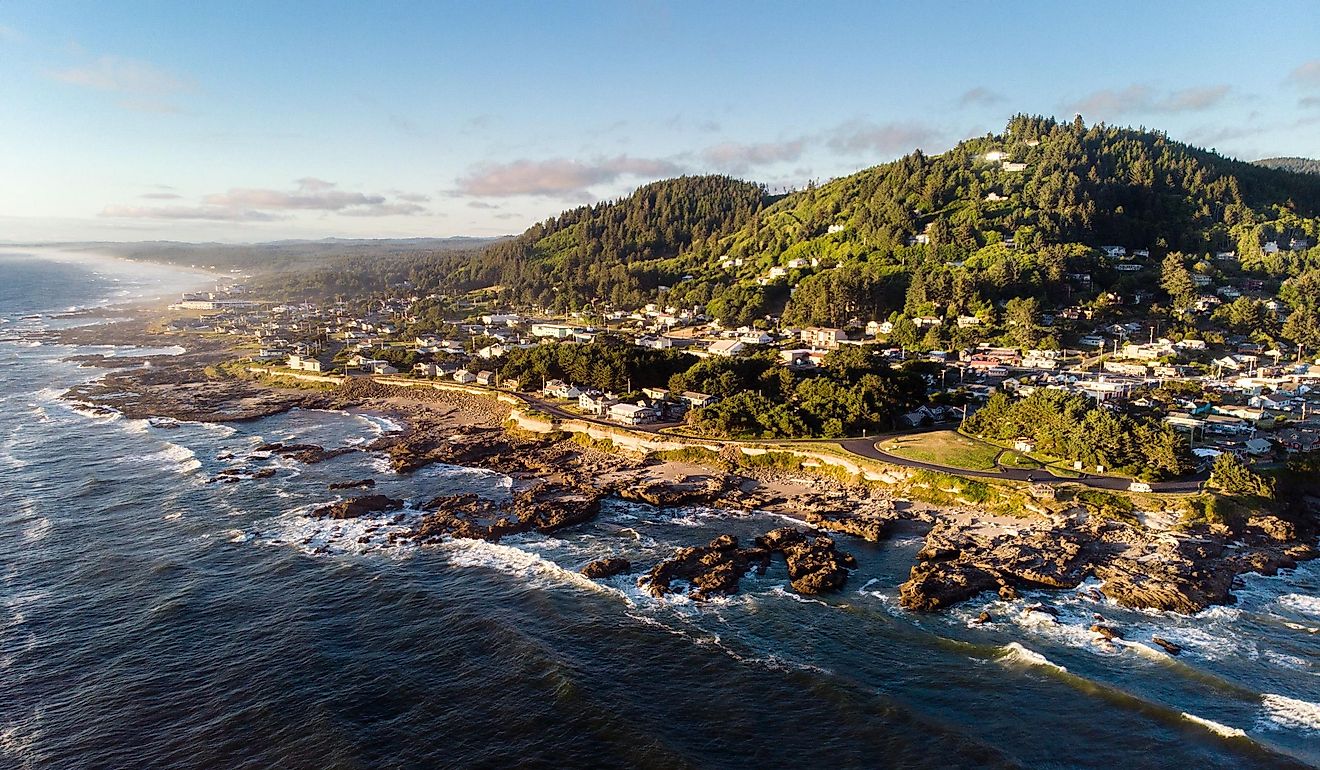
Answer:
2, 0, 1318, 242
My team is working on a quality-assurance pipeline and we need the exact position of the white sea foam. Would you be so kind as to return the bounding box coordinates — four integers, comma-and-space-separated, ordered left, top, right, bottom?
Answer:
1259, 693, 1320, 733
1000, 642, 1068, 673
1278, 594, 1320, 617
1181, 712, 1248, 739
251, 504, 421, 557
439, 538, 614, 595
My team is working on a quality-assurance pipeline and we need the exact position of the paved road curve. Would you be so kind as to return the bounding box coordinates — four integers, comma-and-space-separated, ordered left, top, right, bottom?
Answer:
837, 438, 1206, 494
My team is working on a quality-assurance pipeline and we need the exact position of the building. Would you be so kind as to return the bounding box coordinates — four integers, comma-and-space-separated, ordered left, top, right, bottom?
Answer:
799, 327, 847, 349
707, 339, 745, 357
579, 390, 617, 416
530, 323, 580, 339
609, 403, 654, 425
286, 353, 328, 373
453, 369, 477, 384
476, 370, 496, 386
681, 391, 717, 408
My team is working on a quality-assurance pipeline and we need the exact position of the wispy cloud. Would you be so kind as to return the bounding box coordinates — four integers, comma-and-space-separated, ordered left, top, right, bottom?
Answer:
48, 54, 190, 113
454, 156, 683, 198
958, 87, 1006, 107
1289, 59, 1320, 108
100, 205, 279, 222
825, 120, 942, 156
701, 139, 804, 173
1064, 84, 1231, 117
139, 192, 182, 200
102, 179, 430, 221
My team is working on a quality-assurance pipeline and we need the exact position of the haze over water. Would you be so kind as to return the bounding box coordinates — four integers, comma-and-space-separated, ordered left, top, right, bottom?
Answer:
2, 250, 1319, 768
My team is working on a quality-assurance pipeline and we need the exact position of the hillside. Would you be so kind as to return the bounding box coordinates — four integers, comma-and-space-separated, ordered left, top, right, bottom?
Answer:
1253, 157, 1320, 176
425, 116, 1320, 335
458, 175, 772, 309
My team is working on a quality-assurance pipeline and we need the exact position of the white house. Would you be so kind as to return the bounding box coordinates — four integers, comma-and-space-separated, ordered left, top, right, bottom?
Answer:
708, 339, 745, 357
453, 369, 477, 384
609, 403, 654, 425
799, 327, 847, 348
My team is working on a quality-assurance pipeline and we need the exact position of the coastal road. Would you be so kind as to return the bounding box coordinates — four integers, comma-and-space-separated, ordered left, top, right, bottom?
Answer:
510, 389, 1209, 494
837, 438, 1207, 494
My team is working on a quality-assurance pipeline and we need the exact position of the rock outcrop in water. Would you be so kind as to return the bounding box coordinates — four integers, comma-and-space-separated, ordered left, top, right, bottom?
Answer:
755, 527, 857, 594
255, 442, 356, 464
641, 527, 858, 600
900, 513, 1319, 615
313, 494, 404, 520
580, 557, 632, 579
329, 478, 375, 490
640, 534, 768, 600
413, 483, 604, 543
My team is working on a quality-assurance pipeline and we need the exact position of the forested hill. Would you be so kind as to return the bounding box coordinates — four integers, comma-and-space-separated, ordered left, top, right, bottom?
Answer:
451, 175, 771, 308
421, 115, 1320, 328
1253, 157, 1320, 176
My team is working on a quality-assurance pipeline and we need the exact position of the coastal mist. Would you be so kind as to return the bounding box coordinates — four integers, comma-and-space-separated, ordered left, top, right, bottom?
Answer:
3, 250, 1320, 769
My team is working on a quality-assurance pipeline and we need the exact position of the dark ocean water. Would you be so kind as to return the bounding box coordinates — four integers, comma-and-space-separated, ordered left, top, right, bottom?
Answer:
2, 249, 1319, 769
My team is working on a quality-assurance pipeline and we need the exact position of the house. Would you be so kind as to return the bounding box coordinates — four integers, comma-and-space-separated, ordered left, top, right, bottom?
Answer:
1102, 246, 1127, 259
453, 368, 477, 384
286, 353, 328, 373
708, 339, 745, 357
370, 361, 398, 375
609, 403, 654, 426
1244, 438, 1273, 456
799, 327, 847, 348
681, 391, 717, 408
636, 335, 675, 350
543, 379, 582, 399
578, 390, 617, 416
1013, 438, 1037, 453
867, 320, 894, 336
1001, 161, 1027, 172
530, 323, 580, 339
957, 315, 983, 327
739, 330, 774, 345
642, 387, 671, 402
913, 316, 942, 328
1262, 241, 1280, 255
476, 370, 496, 386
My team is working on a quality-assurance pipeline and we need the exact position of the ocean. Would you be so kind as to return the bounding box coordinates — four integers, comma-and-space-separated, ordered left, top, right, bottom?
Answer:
2, 248, 1319, 769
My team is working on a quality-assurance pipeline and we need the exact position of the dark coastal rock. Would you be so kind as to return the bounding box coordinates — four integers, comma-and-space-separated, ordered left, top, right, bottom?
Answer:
414, 482, 604, 543
805, 506, 897, 543
754, 527, 857, 594
1246, 514, 1297, 543
254, 442, 355, 464
207, 467, 276, 483
899, 522, 1090, 612
329, 478, 376, 490
973, 611, 993, 625
640, 534, 766, 600
1090, 624, 1122, 641
615, 474, 739, 508
1151, 636, 1182, 656
312, 494, 404, 520
580, 557, 632, 580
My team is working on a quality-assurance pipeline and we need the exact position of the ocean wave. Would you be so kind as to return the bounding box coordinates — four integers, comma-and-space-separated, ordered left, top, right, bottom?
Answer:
1258, 693, 1320, 733
1180, 712, 1248, 739
439, 538, 617, 596
251, 504, 421, 556
1278, 594, 1320, 617
998, 642, 1068, 673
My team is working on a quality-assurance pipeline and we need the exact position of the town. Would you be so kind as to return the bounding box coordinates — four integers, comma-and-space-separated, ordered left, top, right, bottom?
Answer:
169, 235, 1320, 483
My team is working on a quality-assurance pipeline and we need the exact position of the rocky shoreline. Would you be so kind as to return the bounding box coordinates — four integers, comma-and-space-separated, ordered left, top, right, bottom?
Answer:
53, 318, 1320, 618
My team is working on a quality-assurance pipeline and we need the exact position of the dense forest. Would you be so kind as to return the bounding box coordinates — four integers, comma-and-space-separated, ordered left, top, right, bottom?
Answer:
963, 389, 1193, 480
400, 116, 1320, 342
460, 175, 772, 310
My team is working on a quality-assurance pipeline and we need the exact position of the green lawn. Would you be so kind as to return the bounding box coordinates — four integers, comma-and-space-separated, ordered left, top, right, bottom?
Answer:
882, 431, 1002, 471
998, 450, 1043, 470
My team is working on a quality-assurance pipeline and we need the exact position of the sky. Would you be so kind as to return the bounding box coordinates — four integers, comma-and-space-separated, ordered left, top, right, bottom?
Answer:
1, 0, 1319, 243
